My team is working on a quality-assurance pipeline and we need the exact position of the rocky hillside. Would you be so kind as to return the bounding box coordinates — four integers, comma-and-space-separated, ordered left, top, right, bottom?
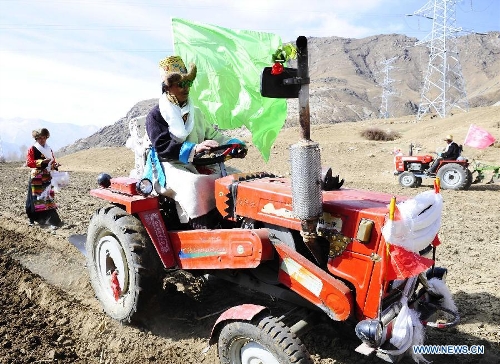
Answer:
59, 32, 500, 155
59, 98, 157, 155
297, 31, 500, 124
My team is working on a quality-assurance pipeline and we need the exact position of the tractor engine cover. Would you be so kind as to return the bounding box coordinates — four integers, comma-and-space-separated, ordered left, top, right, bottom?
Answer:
408, 163, 424, 171
395, 155, 433, 172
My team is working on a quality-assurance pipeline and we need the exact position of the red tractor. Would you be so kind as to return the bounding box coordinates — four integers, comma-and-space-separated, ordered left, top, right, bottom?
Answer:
394, 144, 472, 190
82, 37, 459, 364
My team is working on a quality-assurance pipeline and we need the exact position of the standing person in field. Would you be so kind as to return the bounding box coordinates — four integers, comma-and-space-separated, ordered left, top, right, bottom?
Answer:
145, 55, 246, 229
25, 128, 62, 228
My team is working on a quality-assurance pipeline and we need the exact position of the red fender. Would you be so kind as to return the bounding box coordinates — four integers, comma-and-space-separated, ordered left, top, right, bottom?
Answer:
90, 185, 158, 214
138, 209, 176, 268
209, 304, 268, 345
90, 184, 177, 268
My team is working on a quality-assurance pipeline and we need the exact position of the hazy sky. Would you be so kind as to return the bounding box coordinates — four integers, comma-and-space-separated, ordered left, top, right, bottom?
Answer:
0, 0, 498, 127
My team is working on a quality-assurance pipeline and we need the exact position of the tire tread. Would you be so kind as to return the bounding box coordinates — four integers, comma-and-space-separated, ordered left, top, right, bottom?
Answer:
218, 314, 312, 364
86, 206, 162, 323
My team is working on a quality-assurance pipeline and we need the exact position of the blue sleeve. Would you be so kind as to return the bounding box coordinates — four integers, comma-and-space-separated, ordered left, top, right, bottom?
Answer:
179, 141, 196, 164
227, 138, 246, 146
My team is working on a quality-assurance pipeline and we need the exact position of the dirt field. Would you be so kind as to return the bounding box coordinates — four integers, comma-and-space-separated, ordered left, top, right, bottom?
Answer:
1, 106, 499, 364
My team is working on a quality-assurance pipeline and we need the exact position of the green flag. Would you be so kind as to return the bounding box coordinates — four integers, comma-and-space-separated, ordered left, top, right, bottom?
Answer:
172, 18, 287, 161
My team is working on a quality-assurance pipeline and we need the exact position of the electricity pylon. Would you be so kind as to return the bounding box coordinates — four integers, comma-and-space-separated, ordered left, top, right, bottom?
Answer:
379, 56, 398, 119
412, 0, 469, 119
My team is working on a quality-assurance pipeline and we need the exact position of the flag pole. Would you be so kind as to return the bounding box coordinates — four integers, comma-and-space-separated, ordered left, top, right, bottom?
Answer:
389, 196, 396, 221
383, 196, 397, 287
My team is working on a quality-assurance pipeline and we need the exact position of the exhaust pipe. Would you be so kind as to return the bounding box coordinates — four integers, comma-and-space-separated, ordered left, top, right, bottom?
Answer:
289, 36, 323, 264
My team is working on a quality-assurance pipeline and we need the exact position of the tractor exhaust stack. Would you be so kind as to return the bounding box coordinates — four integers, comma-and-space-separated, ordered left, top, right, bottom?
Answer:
296, 36, 311, 141
289, 36, 323, 264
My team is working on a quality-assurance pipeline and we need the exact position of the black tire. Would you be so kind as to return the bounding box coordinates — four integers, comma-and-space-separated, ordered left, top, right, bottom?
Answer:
415, 176, 423, 187
86, 206, 162, 323
464, 169, 473, 190
436, 163, 469, 190
398, 171, 418, 188
218, 314, 313, 364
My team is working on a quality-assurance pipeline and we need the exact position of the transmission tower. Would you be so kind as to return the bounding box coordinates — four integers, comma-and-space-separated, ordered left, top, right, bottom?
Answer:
413, 0, 469, 119
379, 56, 398, 119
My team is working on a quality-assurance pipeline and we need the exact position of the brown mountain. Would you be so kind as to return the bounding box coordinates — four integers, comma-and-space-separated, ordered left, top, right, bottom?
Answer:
59, 32, 500, 155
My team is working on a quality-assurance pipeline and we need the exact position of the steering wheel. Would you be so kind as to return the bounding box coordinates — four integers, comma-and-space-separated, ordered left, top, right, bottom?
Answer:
192, 143, 247, 166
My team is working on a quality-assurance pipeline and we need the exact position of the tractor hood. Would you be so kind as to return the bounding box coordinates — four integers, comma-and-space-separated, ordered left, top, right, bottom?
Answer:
215, 173, 405, 232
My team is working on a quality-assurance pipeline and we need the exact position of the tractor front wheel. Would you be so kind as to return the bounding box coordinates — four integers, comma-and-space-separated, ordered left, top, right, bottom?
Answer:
218, 315, 313, 364
437, 163, 469, 190
398, 171, 419, 188
86, 206, 162, 323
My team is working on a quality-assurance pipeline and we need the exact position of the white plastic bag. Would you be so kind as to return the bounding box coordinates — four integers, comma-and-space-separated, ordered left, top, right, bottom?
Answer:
51, 171, 70, 192
382, 189, 443, 253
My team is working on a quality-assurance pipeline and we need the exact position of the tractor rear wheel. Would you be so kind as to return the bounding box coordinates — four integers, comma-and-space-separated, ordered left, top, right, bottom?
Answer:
464, 169, 473, 190
218, 314, 313, 364
398, 171, 419, 188
86, 206, 162, 323
436, 163, 469, 190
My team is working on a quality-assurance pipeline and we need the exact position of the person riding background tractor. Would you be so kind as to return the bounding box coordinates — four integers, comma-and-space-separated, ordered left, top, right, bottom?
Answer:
145, 55, 246, 229
425, 134, 461, 175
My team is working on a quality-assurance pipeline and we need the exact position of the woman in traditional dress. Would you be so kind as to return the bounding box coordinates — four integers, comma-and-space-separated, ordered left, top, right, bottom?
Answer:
25, 128, 62, 228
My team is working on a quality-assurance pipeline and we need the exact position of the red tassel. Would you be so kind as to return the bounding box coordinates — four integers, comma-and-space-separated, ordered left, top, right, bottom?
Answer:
431, 234, 441, 247
110, 270, 121, 301
386, 245, 434, 280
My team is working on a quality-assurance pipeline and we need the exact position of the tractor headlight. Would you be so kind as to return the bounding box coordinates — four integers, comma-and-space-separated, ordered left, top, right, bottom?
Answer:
136, 178, 153, 196
355, 319, 383, 347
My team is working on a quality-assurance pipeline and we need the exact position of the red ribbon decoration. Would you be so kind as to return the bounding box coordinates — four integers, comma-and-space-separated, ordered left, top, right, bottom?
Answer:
271, 62, 284, 75
110, 270, 122, 301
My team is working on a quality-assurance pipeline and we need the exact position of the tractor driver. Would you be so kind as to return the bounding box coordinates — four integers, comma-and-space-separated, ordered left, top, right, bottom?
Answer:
425, 134, 460, 175
145, 55, 246, 229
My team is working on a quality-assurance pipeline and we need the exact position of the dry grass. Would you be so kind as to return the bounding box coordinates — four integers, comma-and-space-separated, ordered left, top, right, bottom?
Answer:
360, 127, 401, 141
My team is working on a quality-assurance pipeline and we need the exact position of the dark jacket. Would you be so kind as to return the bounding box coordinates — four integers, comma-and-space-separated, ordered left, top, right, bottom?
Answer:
442, 142, 460, 160
146, 104, 184, 160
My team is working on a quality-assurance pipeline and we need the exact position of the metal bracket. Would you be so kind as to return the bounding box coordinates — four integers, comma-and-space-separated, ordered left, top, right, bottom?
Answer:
318, 230, 351, 258
283, 77, 310, 85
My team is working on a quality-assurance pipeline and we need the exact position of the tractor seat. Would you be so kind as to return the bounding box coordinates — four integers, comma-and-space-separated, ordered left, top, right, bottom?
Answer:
456, 144, 467, 162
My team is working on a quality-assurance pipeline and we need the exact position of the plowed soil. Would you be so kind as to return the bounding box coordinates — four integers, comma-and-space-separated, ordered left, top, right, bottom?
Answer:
1, 106, 499, 364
